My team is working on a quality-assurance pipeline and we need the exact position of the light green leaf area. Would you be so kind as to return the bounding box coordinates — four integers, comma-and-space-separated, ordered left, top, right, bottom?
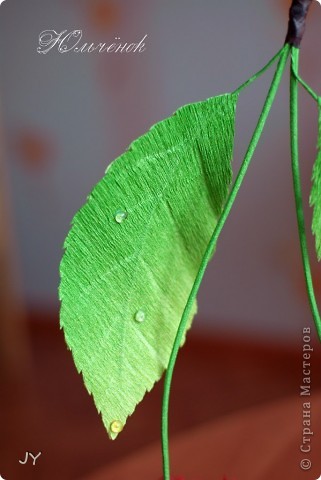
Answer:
310, 101, 321, 261
59, 92, 238, 439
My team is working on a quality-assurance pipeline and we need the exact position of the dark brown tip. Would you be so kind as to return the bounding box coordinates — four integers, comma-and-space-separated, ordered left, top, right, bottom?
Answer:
285, 0, 313, 47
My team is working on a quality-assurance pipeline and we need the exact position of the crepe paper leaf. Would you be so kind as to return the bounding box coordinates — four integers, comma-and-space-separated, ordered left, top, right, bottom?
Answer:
310, 98, 321, 260
59, 91, 238, 438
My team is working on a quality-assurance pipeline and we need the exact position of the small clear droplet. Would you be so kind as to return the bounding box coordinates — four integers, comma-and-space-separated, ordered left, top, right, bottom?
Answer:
114, 210, 128, 224
135, 309, 145, 323
110, 420, 123, 433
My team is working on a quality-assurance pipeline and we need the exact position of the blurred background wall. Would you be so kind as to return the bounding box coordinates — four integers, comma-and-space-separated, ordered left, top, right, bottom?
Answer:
1, 1, 321, 340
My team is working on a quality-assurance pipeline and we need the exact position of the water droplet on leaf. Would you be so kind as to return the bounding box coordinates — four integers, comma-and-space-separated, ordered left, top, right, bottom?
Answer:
110, 420, 123, 433
135, 310, 145, 323
114, 210, 128, 224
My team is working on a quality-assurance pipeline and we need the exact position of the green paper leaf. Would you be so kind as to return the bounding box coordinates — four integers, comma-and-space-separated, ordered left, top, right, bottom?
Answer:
310, 99, 321, 261
59, 92, 238, 438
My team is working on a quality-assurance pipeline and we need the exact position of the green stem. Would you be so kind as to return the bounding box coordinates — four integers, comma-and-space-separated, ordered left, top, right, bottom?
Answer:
233, 46, 285, 95
161, 43, 290, 480
290, 46, 321, 340
291, 68, 319, 102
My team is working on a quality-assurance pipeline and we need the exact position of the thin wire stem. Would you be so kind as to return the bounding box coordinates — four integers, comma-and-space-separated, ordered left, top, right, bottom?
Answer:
290, 46, 321, 340
291, 68, 319, 102
161, 43, 291, 480
233, 46, 285, 95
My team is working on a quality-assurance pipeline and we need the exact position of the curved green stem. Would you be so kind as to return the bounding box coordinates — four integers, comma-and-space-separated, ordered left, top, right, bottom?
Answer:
290, 46, 321, 340
233, 46, 285, 95
291, 68, 319, 102
161, 43, 291, 480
